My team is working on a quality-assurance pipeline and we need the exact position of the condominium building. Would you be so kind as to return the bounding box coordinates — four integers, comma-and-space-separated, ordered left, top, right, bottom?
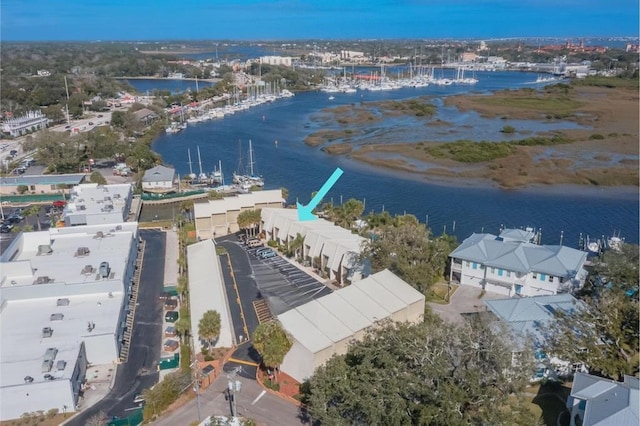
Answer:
2, 111, 49, 137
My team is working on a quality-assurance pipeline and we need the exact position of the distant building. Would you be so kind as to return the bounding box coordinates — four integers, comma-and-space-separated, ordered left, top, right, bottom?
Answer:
1, 110, 49, 137
449, 228, 588, 296
0, 222, 140, 421
36, 70, 51, 77
0, 173, 86, 196
567, 373, 639, 426
193, 190, 284, 238
260, 56, 294, 67
132, 108, 158, 124
141, 165, 176, 193
461, 52, 480, 62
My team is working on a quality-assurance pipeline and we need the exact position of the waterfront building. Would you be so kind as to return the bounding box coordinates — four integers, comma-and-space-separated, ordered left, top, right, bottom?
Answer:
260, 207, 367, 285
448, 228, 588, 296
0, 173, 86, 196
0, 222, 140, 421
141, 165, 176, 193
485, 294, 587, 381
1, 111, 49, 137
193, 189, 284, 239
567, 373, 639, 426
63, 183, 133, 226
278, 269, 425, 383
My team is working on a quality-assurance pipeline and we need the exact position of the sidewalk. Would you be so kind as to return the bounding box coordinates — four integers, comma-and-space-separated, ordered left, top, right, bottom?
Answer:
427, 285, 508, 324
164, 229, 179, 287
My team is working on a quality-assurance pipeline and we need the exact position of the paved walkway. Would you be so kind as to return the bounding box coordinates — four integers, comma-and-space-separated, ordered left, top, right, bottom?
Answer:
427, 285, 508, 324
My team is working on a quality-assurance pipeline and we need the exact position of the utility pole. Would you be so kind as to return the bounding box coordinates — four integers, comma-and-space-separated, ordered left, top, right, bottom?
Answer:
226, 368, 242, 418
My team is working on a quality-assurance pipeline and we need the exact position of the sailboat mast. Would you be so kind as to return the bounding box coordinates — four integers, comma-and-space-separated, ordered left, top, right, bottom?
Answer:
248, 140, 255, 176
188, 149, 193, 175
197, 146, 204, 175
219, 160, 224, 185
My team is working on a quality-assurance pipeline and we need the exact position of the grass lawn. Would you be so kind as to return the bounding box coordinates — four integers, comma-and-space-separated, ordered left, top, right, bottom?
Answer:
426, 283, 458, 304
524, 382, 572, 426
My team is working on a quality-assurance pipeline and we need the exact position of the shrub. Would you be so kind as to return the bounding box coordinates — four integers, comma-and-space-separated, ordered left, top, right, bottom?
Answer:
589, 134, 605, 140
501, 125, 516, 134
17, 185, 28, 194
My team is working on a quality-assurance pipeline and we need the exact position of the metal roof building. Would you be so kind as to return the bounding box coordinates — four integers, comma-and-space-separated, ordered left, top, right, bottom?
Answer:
449, 229, 588, 296
278, 269, 425, 382
568, 373, 639, 426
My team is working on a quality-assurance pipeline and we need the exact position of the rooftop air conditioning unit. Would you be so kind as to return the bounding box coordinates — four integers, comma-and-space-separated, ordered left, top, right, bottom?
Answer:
37, 245, 53, 255
50, 313, 64, 321
81, 264, 94, 274
24, 376, 34, 384
44, 347, 58, 361
76, 247, 90, 257
56, 298, 70, 306
56, 360, 66, 371
36, 276, 52, 284
95, 231, 104, 239
42, 327, 53, 338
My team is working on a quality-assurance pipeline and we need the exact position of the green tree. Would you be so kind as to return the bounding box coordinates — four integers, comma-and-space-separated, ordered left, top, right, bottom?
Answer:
361, 214, 452, 294
30, 130, 80, 173
174, 316, 191, 344
89, 171, 107, 185
198, 310, 221, 347
303, 318, 538, 425
237, 209, 261, 237
23, 205, 42, 231
280, 187, 289, 202
111, 110, 126, 128
543, 244, 639, 380
252, 320, 292, 374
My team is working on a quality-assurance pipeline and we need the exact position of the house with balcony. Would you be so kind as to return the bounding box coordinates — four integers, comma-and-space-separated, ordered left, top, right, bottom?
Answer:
449, 228, 588, 296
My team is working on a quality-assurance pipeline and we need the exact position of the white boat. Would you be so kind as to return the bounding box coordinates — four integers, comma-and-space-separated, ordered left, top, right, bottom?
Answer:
328, 96, 335, 100
232, 139, 264, 188
607, 232, 625, 252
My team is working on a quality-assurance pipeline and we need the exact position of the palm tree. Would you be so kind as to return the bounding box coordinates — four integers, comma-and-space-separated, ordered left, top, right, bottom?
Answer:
198, 310, 221, 348
252, 320, 292, 380
237, 209, 262, 237
24, 205, 42, 231
287, 233, 305, 260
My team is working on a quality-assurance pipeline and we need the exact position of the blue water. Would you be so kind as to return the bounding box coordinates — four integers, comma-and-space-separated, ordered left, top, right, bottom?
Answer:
152, 71, 639, 247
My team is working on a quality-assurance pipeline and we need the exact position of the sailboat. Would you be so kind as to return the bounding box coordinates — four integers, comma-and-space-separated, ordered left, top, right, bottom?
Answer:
211, 160, 224, 186
196, 146, 208, 183
233, 139, 264, 190
187, 149, 197, 181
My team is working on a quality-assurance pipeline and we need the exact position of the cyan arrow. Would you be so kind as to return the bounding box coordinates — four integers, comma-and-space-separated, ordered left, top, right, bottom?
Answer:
297, 168, 344, 221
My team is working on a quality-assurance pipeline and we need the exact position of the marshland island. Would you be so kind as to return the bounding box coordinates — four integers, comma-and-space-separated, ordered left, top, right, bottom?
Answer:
305, 78, 639, 189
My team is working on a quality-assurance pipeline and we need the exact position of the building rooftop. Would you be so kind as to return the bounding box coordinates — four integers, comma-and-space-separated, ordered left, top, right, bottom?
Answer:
142, 165, 175, 183
450, 231, 588, 276
1, 174, 86, 187
194, 190, 284, 216
571, 372, 639, 425
64, 183, 132, 224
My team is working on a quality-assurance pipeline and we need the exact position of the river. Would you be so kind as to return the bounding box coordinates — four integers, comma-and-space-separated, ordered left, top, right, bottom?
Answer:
142, 71, 639, 247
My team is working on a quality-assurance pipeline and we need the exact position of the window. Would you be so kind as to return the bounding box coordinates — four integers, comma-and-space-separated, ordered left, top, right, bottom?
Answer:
506, 271, 511, 277
532, 273, 537, 279
30, 185, 36, 191
465, 261, 470, 267
479, 264, 485, 270
498, 269, 503, 276
540, 273, 546, 281
490, 267, 495, 274
472, 262, 478, 270
548, 275, 553, 282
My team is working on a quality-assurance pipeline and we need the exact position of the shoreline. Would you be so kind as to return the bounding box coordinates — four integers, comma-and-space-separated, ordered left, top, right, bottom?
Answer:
115, 76, 220, 83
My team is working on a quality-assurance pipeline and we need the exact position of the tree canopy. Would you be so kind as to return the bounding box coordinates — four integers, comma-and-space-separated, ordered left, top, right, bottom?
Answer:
302, 316, 538, 425
198, 310, 221, 347
252, 320, 292, 370
543, 243, 639, 380
360, 213, 457, 294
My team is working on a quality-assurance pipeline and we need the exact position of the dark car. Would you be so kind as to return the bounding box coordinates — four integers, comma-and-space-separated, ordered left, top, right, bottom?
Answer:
164, 311, 179, 323
0, 223, 14, 233
9, 149, 18, 156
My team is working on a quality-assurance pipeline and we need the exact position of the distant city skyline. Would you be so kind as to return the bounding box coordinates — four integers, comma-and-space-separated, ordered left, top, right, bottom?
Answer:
1, 0, 638, 42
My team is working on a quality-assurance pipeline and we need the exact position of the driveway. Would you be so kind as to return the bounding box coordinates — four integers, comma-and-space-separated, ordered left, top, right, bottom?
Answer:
427, 284, 508, 324
67, 230, 165, 424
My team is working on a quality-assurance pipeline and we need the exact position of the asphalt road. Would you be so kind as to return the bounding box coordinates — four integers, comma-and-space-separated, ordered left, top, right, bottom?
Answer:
67, 229, 166, 425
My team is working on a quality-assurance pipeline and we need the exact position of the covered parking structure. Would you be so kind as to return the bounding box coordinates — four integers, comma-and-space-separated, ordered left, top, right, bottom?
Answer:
278, 269, 425, 383
260, 208, 366, 285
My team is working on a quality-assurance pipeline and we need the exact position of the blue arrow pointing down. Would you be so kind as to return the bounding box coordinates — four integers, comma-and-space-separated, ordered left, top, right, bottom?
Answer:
296, 168, 344, 221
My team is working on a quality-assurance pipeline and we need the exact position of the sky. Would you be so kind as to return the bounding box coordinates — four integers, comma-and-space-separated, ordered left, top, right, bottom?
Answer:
1, 0, 638, 41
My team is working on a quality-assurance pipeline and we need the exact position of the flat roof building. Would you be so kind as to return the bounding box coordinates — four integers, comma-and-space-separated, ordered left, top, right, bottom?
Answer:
194, 190, 284, 239
0, 174, 86, 196
63, 183, 133, 226
0, 222, 140, 421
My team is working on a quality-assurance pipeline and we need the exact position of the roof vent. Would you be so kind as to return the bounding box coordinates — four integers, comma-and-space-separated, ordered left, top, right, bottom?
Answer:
81, 264, 95, 275
35, 276, 53, 285
76, 247, 90, 257
56, 298, 70, 306
37, 245, 53, 255
24, 376, 34, 384
56, 360, 66, 371
42, 327, 53, 338
115, 225, 122, 230
43, 373, 55, 381
44, 347, 58, 361
41, 360, 53, 373
50, 313, 64, 321
95, 231, 104, 239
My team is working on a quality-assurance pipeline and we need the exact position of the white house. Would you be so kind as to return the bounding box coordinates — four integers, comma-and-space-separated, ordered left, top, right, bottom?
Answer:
141, 165, 176, 193
2, 111, 49, 137
449, 228, 588, 296
567, 373, 639, 426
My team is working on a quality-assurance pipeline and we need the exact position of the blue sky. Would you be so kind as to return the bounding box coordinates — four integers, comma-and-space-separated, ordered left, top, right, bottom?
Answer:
1, 0, 638, 41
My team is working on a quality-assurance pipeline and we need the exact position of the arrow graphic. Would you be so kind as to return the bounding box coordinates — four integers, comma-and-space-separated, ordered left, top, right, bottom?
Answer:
296, 168, 344, 221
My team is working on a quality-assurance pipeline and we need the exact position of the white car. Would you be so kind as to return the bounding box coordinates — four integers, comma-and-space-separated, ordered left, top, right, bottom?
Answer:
133, 394, 145, 405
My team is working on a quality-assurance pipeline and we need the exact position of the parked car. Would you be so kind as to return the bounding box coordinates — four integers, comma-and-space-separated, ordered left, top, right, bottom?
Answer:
53, 200, 67, 208
163, 339, 179, 352
165, 311, 179, 323
0, 223, 13, 233
163, 298, 178, 310
9, 149, 18, 156
254, 247, 273, 256
260, 250, 277, 259
133, 394, 145, 405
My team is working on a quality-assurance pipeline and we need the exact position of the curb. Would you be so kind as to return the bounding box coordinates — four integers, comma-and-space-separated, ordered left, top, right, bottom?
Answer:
254, 369, 302, 408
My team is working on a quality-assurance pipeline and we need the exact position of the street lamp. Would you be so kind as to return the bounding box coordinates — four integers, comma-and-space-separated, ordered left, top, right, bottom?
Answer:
190, 360, 202, 422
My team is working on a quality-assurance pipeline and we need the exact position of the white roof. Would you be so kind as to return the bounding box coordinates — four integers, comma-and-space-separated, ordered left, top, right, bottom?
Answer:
278, 269, 425, 355
187, 240, 234, 351
65, 183, 132, 223
1, 292, 122, 388
194, 190, 283, 217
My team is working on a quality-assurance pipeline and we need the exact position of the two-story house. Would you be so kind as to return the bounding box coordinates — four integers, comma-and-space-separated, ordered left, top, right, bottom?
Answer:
449, 228, 588, 296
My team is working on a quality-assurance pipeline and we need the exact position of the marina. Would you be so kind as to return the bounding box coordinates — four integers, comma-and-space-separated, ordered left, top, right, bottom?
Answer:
149, 70, 639, 247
